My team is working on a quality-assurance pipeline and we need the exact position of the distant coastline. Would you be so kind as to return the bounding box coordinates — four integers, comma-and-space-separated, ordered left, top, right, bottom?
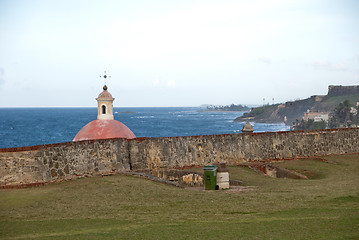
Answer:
201, 104, 250, 112
234, 85, 359, 128
117, 111, 136, 114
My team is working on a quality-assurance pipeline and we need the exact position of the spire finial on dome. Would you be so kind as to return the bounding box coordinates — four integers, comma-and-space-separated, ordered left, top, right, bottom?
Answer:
103, 85, 108, 91
100, 71, 111, 86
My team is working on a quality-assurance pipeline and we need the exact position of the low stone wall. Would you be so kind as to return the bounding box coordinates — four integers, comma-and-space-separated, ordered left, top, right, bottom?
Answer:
0, 139, 130, 187
129, 128, 359, 169
1, 128, 358, 187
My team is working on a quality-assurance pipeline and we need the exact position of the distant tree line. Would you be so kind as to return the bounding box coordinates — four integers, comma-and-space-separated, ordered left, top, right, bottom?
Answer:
328, 100, 359, 128
206, 104, 250, 112
293, 119, 327, 130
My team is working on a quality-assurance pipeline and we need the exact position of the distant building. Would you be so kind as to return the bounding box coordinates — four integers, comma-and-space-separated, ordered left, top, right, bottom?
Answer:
242, 121, 254, 133
350, 107, 358, 116
303, 110, 329, 122
328, 85, 359, 96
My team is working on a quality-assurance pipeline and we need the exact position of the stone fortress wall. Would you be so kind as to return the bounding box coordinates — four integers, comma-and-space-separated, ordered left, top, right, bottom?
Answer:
1, 128, 359, 187
328, 85, 359, 96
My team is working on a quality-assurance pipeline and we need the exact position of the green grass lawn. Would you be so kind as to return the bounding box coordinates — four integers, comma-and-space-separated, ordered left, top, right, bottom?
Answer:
1, 154, 358, 239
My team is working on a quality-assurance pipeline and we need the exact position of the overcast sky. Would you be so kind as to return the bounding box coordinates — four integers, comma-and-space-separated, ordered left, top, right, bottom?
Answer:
0, 0, 358, 107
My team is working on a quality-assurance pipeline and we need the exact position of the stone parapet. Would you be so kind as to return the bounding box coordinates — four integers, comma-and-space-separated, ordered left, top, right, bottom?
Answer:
1, 128, 358, 187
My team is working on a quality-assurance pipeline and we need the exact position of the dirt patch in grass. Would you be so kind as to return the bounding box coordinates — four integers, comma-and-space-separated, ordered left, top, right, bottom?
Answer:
291, 168, 323, 179
185, 185, 257, 193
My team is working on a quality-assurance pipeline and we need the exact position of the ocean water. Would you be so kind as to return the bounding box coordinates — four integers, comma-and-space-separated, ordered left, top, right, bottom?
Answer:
0, 107, 289, 149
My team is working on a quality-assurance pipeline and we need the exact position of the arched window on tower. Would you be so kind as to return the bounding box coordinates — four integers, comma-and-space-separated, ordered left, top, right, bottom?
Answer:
102, 105, 106, 114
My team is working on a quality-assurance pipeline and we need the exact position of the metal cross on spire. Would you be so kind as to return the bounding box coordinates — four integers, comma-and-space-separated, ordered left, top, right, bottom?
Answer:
100, 71, 111, 86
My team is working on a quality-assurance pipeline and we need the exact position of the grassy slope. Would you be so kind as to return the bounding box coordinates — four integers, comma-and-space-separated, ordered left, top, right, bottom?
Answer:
320, 93, 359, 110
235, 104, 279, 122
0, 155, 358, 239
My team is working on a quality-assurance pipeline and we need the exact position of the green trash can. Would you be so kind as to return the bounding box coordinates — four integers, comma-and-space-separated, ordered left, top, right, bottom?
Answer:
203, 165, 218, 190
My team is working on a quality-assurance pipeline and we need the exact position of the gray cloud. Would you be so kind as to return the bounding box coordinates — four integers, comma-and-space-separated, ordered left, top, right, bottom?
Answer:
0, 68, 4, 86
258, 58, 272, 64
311, 60, 348, 71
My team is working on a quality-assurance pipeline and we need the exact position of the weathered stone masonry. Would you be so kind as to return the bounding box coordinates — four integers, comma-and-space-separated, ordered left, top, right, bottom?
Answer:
1, 128, 358, 187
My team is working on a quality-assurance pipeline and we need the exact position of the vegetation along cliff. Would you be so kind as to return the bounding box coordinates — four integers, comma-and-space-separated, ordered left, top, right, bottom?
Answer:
235, 85, 359, 129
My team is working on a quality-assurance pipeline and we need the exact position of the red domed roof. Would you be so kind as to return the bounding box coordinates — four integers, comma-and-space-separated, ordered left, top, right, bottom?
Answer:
98, 90, 113, 99
73, 119, 136, 141
97, 85, 113, 99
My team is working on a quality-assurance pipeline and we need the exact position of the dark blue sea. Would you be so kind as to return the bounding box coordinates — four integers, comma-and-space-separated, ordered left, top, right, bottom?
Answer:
0, 107, 289, 149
